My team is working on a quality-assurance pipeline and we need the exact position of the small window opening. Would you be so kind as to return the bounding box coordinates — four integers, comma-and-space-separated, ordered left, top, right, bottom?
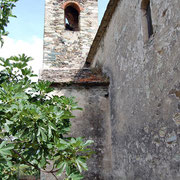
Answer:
146, 2, 153, 38
65, 5, 79, 31
141, 0, 153, 42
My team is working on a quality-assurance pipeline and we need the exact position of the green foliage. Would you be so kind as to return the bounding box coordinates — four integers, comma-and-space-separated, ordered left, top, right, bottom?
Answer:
18, 164, 39, 177
0, 54, 93, 179
0, 0, 18, 46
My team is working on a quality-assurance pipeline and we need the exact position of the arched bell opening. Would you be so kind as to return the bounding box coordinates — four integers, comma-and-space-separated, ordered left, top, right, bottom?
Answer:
64, 2, 81, 31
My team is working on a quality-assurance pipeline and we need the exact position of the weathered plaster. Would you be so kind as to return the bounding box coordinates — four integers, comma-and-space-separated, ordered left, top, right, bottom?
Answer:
88, 0, 180, 179
41, 86, 112, 179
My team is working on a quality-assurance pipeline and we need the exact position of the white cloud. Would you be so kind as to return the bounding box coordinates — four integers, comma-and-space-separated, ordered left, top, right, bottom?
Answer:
0, 36, 43, 80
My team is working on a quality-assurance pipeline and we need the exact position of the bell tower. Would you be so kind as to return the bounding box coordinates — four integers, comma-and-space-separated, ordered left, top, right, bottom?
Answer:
43, 0, 98, 70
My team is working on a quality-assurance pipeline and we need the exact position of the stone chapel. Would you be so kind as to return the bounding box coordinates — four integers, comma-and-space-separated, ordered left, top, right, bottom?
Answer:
41, 0, 180, 179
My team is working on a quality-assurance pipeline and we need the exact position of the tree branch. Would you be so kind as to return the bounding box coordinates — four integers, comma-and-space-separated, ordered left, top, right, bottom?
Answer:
12, 149, 39, 170
52, 172, 58, 180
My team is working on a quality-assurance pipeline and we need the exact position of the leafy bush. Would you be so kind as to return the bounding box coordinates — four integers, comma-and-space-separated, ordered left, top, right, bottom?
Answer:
0, 0, 18, 46
0, 54, 93, 179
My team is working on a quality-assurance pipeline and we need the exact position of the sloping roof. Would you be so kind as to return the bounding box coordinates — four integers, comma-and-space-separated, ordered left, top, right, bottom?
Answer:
86, 0, 120, 65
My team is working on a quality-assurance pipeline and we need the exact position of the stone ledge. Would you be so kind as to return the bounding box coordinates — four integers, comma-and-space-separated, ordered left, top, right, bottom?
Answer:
40, 68, 109, 86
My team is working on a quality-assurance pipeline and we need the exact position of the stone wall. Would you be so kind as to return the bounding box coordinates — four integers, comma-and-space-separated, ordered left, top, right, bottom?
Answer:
89, 0, 180, 179
43, 0, 98, 69
41, 85, 112, 180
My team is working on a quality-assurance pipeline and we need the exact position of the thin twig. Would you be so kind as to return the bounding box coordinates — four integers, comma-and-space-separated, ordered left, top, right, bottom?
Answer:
41, 169, 59, 173
13, 149, 39, 169
52, 172, 58, 180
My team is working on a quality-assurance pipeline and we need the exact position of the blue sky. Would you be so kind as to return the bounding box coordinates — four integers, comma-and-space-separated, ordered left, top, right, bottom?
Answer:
7, 0, 109, 43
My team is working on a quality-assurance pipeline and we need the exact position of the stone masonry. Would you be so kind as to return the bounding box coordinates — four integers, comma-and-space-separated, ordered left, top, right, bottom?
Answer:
43, 0, 98, 69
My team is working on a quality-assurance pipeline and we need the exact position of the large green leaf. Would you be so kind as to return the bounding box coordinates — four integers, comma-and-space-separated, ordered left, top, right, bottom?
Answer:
39, 156, 46, 168
0, 141, 14, 156
56, 162, 67, 176
75, 157, 88, 173
69, 173, 83, 180
48, 122, 57, 131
